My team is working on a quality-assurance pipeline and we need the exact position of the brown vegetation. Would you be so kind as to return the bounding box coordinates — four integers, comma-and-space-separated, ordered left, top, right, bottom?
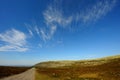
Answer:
0, 55, 120, 80
0, 68, 35, 80
0, 66, 31, 79
35, 55, 120, 80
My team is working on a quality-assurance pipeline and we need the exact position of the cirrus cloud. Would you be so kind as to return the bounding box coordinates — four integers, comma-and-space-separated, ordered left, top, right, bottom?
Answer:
0, 29, 28, 52
25, 0, 117, 47
76, 0, 117, 24
41, 0, 117, 41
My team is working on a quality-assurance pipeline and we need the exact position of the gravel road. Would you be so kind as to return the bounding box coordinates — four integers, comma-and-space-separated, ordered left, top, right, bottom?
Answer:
0, 68, 35, 80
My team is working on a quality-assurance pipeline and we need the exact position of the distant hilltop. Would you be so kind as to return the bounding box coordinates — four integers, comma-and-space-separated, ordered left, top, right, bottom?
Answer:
35, 55, 120, 68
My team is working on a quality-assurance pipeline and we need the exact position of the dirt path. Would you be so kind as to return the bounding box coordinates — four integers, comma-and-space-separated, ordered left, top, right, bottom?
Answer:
0, 68, 35, 80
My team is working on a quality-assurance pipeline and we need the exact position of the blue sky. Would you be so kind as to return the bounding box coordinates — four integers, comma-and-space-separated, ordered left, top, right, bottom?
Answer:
0, 0, 120, 66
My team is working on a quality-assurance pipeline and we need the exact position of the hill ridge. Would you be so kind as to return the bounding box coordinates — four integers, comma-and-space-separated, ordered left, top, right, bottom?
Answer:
35, 55, 120, 68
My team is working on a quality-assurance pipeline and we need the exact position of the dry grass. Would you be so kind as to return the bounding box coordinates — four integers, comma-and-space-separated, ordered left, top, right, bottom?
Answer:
0, 66, 31, 79
35, 71, 59, 80
0, 55, 120, 80
35, 55, 120, 80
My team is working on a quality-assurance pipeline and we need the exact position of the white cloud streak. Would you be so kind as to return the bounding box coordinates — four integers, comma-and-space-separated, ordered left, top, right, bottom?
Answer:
43, 6, 72, 27
25, 0, 117, 43
35, 26, 40, 36
41, 1, 73, 41
76, 0, 117, 24
0, 29, 28, 52
40, 25, 57, 41
42, 0, 116, 41
25, 24, 34, 37
28, 28, 33, 36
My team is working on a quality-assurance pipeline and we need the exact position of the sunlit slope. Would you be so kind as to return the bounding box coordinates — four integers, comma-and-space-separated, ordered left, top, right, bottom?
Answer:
35, 55, 120, 80
0, 55, 120, 80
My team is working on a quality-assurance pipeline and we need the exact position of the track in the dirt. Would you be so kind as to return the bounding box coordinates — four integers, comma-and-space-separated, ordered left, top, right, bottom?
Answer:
0, 68, 35, 80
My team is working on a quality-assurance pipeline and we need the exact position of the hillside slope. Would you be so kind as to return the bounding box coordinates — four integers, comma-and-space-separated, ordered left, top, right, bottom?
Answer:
0, 55, 120, 80
35, 55, 120, 80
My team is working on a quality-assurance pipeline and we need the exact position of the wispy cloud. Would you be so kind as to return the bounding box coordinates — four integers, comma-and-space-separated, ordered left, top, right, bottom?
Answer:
76, 0, 117, 24
28, 29, 33, 36
0, 29, 28, 52
25, 1, 72, 42
40, 25, 57, 41
41, 1, 73, 41
25, 23, 41, 38
35, 25, 40, 36
25, 23, 34, 37
43, 5, 72, 27
42, 0, 117, 41
25, 0, 117, 46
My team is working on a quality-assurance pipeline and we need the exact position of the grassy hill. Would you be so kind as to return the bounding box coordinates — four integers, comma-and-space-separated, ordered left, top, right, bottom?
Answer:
35, 55, 120, 80
0, 55, 120, 80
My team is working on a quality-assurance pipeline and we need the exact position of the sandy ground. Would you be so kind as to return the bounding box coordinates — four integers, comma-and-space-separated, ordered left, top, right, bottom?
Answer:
0, 68, 35, 80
